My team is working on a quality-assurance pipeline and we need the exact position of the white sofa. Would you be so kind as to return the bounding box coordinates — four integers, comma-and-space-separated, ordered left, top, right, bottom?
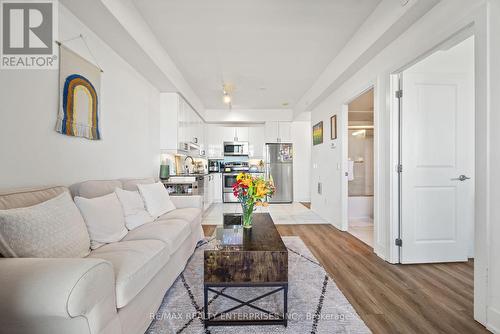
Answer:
0, 178, 204, 334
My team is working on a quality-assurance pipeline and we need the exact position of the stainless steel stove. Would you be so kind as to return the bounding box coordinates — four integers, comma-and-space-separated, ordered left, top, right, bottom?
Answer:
222, 162, 249, 203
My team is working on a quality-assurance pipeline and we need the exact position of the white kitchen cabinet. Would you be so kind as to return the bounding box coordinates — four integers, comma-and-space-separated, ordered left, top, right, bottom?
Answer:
222, 127, 236, 142
203, 175, 211, 211
212, 173, 223, 203
203, 174, 222, 210
206, 124, 225, 158
160, 92, 205, 155
160, 93, 180, 151
278, 122, 292, 142
235, 127, 249, 142
264, 121, 292, 143
248, 126, 265, 158
221, 126, 248, 142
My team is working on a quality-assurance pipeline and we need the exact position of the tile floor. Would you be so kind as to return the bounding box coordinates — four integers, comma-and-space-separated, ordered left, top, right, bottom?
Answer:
347, 217, 374, 247
202, 202, 327, 225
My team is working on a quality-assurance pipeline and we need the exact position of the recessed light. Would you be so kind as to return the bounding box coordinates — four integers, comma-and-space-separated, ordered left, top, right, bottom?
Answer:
259, 87, 267, 91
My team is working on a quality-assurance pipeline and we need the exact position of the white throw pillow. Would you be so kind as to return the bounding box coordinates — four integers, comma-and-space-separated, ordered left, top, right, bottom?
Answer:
74, 193, 128, 249
0, 192, 90, 258
137, 182, 176, 218
115, 188, 153, 230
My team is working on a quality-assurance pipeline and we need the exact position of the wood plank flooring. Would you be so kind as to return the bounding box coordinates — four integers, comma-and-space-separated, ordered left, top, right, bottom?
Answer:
202, 224, 488, 334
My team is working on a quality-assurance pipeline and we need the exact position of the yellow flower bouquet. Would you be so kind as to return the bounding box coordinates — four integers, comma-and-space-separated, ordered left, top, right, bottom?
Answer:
232, 172, 275, 228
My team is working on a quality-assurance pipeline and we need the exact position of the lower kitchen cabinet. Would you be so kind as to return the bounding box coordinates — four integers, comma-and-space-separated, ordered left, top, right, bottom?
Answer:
212, 173, 222, 203
203, 173, 222, 211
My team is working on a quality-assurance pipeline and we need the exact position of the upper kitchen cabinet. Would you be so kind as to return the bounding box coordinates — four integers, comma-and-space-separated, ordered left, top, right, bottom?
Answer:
248, 126, 265, 158
159, 93, 205, 155
265, 121, 292, 143
205, 124, 225, 158
160, 93, 180, 151
234, 127, 249, 142
221, 126, 248, 142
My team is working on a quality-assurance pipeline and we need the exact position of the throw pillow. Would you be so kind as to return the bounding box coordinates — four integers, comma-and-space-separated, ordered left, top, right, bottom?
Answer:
74, 193, 128, 249
115, 188, 153, 230
0, 192, 91, 258
137, 182, 176, 218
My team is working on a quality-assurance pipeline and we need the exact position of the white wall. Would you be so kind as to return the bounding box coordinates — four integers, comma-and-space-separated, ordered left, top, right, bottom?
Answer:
0, 4, 160, 189
291, 121, 311, 202
308, 0, 494, 327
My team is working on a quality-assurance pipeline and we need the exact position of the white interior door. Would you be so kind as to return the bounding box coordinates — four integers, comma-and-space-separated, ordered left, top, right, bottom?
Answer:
401, 72, 474, 263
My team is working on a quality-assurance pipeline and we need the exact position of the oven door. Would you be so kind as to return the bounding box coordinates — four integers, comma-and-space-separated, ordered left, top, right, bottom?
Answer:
223, 173, 238, 192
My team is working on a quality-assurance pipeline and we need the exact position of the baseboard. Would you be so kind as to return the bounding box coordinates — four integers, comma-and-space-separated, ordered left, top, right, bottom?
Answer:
487, 307, 500, 333
374, 244, 388, 261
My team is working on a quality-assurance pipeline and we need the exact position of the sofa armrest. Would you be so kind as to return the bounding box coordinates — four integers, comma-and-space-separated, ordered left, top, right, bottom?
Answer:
0, 258, 120, 334
170, 195, 203, 209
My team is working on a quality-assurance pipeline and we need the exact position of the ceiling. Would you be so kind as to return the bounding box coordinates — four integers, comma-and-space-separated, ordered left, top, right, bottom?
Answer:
132, 0, 381, 110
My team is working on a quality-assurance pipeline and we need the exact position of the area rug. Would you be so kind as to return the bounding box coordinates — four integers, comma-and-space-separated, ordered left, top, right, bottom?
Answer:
146, 237, 371, 334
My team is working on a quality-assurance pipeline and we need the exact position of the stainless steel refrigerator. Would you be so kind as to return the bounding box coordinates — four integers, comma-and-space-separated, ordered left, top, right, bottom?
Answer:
265, 143, 293, 203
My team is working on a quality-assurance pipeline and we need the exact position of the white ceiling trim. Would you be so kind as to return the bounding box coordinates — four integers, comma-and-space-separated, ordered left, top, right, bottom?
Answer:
204, 109, 293, 123
294, 0, 440, 117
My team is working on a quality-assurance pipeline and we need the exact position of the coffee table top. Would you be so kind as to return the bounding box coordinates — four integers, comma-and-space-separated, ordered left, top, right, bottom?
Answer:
213, 213, 286, 252
205, 213, 288, 284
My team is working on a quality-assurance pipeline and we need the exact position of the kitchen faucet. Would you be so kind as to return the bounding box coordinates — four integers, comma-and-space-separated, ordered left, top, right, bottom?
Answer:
184, 156, 194, 174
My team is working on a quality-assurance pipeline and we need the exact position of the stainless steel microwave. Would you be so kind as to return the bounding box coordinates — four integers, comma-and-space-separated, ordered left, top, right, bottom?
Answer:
223, 141, 249, 156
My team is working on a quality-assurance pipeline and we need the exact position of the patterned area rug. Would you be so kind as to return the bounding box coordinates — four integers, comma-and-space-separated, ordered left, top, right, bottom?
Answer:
147, 237, 371, 334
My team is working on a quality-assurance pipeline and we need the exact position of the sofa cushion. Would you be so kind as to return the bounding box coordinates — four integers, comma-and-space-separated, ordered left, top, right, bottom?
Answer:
158, 208, 203, 243
115, 188, 153, 230
70, 180, 123, 199
88, 239, 170, 308
120, 178, 155, 191
0, 186, 67, 210
74, 193, 128, 250
158, 207, 202, 224
122, 219, 190, 254
0, 191, 91, 258
138, 182, 176, 218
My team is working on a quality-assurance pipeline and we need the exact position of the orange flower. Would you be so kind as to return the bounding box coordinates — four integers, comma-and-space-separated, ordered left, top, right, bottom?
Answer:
241, 178, 253, 187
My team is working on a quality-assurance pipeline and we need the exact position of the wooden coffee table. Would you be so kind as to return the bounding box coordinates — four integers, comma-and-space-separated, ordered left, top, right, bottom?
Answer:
203, 213, 288, 327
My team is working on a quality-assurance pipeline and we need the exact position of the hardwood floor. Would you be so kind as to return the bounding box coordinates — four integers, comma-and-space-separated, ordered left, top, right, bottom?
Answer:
202, 224, 488, 334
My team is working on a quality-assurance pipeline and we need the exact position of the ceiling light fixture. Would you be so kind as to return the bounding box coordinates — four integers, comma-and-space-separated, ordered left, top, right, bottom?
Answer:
223, 90, 231, 104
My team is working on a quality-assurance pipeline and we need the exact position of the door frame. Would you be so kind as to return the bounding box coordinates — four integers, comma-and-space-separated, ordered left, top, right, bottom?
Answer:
340, 84, 378, 253
388, 24, 488, 325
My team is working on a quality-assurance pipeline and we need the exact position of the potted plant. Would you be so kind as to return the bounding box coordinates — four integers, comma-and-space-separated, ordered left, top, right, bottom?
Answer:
232, 173, 275, 228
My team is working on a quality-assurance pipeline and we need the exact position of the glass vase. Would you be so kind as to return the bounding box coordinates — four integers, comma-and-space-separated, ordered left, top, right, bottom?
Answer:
241, 202, 255, 229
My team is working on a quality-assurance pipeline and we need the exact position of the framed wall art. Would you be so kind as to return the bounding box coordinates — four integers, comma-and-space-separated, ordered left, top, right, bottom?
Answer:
313, 121, 323, 146
330, 115, 337, 140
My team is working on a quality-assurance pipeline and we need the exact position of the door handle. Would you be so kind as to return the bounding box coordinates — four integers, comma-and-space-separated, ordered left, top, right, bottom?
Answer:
451, 175, 471, 181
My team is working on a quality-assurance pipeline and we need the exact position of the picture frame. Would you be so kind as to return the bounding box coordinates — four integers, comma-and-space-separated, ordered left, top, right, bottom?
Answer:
312, 121, 323, 146
330, 115, 337, 140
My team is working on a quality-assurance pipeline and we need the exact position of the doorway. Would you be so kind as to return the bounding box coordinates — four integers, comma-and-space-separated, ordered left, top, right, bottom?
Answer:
347, 89, 375, 247
397, 36, 475, 264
